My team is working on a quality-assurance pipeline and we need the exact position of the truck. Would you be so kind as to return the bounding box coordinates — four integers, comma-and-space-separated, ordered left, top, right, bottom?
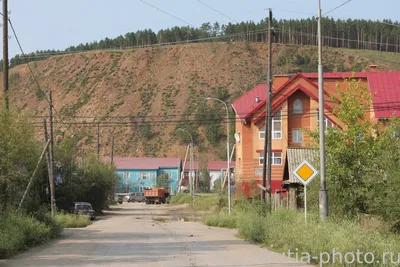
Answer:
144, 188, 170, 204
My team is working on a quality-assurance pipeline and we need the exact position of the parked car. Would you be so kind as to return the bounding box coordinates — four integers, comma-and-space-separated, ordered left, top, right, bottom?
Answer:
69, 202, 96, 220
128, 192, 146, 203
115, 195, 123, 204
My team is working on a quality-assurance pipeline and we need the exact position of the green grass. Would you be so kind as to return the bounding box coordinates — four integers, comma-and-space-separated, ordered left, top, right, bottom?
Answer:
0, 209, 61, 259
204, 204, 400, 266
170, 193, 227, 211
54, 212, 92, 228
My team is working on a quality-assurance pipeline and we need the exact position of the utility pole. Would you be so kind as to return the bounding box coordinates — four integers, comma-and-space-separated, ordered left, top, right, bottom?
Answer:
97, 122, 100, 158
3, 0, 9, 111
262, 9, 273, 211
318, 0, 328, 220
48, 90, 56, 216
189, 142, 193, 196
42, 117, 51, 206
81, 148, 85, 170
111, 135, 115, 164
190, 143, 194, 203
266, 9, 273, 213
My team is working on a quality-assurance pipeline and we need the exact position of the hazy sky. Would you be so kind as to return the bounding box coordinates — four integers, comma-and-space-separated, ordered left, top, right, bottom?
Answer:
3, 0, 399, 57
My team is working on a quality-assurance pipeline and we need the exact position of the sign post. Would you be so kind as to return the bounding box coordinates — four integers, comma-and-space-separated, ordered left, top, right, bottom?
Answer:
292, 160, 318, 224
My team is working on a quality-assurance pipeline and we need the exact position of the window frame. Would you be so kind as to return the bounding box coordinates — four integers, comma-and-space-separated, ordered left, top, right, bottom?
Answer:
292, 129, 303, 143
259, 152, 264, 165
272, 111, 282, 139
259, 126, 266, 139
140, 172, 151, 180
272, 152, 282, 165
317, 114, 336, 132
293, 99, 303, 114
139, 186, 151, 193
123, 172, 130, 181
259, 152, 282, 165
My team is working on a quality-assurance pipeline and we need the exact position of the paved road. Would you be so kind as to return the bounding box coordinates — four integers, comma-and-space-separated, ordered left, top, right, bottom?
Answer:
1, 203, 311, 267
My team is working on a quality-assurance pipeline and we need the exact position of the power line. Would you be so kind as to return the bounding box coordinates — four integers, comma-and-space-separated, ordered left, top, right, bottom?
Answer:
2, 13, 73, 134
195, 0, 239, 23
322, 0, 353, 17
138, 0, 196, 28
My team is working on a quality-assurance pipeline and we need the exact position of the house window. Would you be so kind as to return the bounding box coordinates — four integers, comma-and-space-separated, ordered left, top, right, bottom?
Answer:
139, 186, 151, 193
123, 172, 130, 181
273, 111, 282, 139
259, 126, 266, 139
140, 172, 150, 180
293, 99, 303, 114
255, 169, 263, 176
293, 129, 303, 143
272, 152, 282, 165
259, 152, 264, 165
259, 152, 282, 165
317, 116, 335, 131
161, 172, 172, 180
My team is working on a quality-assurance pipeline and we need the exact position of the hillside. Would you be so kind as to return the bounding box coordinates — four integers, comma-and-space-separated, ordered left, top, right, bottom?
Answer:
3, 42, 400, 162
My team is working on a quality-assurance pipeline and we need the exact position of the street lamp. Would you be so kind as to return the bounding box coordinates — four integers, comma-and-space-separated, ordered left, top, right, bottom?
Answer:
206, 97, 231, 215
177, 128, 194, 199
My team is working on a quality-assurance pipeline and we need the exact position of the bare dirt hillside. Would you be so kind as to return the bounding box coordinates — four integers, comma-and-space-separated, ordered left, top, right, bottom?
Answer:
2, 42, 400, 161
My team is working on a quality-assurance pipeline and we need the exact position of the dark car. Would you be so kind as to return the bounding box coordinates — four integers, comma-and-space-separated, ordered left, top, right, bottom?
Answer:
69, 202, 96, 220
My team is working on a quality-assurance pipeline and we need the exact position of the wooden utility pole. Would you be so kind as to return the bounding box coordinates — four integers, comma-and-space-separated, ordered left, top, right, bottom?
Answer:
48, 90, 56, 216
81, 148, 85, 170
42, 117, 51, 205
262, 9, 273, 210
3, 0, 9, 111
111, 135, 115, 164
97, 122, 100, 158
19, 139, 51, 209
266, 9, 273, 213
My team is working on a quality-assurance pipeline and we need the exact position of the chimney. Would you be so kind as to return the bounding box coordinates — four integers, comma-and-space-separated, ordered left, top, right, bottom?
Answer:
273, 74, 290, 90
255, 96, 260, 103
369, 65, 377, 72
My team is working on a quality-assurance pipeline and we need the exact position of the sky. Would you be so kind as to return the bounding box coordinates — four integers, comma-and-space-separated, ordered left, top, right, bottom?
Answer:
3, 0, 399, 58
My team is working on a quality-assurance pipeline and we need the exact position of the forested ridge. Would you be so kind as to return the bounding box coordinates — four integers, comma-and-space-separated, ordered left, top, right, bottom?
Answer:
6, 17, 400, 69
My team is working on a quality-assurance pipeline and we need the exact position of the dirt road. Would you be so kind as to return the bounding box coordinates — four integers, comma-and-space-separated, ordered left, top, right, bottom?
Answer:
1, 203, 311, 267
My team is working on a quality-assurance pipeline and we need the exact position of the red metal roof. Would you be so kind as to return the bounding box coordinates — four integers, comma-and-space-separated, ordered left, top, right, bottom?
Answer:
233, 71, 400, 119
232, 84, 267, 120
302, 71, 400, 118
103, 157, 181, 170
184, 161, 200, 171
207, 161, 236, 171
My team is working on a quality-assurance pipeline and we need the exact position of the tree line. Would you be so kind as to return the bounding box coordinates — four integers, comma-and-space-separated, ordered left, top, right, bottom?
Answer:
3, 17, 399, 70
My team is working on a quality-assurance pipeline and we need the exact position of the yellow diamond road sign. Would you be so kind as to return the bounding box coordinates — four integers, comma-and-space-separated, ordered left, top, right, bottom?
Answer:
293, 160, 318, 186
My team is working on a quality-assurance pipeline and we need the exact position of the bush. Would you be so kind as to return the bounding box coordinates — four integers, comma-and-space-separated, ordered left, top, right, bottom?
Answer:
170, 193, 228, 211
0, 209, 61, 259
204, 207, 400, 266
205, 213, 236, 228
54, 212, 92, 228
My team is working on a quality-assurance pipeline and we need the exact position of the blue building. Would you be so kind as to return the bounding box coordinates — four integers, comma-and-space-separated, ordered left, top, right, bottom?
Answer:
105, 157, 182, 195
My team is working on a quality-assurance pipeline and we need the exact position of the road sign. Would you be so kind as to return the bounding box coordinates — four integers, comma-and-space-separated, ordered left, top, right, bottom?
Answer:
293, 159, 318, 186
292, 160, 318, 224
